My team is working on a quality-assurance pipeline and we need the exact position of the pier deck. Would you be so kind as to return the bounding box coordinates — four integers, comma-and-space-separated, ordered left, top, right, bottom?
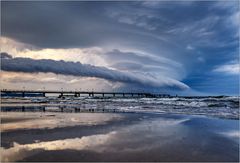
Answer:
1, 89, 170, 98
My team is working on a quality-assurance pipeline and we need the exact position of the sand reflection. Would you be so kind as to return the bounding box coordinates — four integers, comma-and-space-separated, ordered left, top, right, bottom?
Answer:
1, 131, 117, 162
1, 112, 123, 132
1, 116, 189, 162
1, 113, 239, 162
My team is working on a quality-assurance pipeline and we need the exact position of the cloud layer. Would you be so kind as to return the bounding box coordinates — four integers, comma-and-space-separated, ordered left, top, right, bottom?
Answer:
213, 62, 239, 75
1, 53, 189, 90
1, 1, 239, 94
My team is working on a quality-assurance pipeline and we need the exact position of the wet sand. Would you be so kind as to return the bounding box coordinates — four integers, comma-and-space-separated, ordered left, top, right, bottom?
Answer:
1, 112, 239, 162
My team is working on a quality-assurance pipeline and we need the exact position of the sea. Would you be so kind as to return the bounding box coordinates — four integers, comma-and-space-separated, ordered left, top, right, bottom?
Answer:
1, 95, 239, 119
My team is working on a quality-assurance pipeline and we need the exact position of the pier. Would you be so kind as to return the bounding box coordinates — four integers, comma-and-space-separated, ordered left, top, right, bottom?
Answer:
1, 89, 170, 98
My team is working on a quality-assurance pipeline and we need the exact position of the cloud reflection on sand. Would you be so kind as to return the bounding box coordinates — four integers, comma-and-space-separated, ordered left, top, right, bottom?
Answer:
1, 115, 189, 162
1, 113, 239, 162
219, 130, 240, 143
1, 116, 188, 161
225, 131, 240, 138
1, 131, 117, 162
1, 112, 123, 132
95, 118, 190, 153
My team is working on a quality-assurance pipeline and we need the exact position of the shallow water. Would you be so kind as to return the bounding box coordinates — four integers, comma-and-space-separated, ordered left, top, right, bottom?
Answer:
1, 112, 239, 162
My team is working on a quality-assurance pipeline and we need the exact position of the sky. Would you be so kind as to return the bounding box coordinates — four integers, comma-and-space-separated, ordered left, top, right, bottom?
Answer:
1, 1, 239, 95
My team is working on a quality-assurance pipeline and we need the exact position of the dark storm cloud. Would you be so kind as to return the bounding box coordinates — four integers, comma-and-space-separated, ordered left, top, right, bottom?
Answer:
0, 52, 12, 59
1, 1, 238, 48
1, 1, 220, 50
2, 1, 238, 59
2, 1, 165, 49
0, 53, 189, 90
1, 1, 101, 48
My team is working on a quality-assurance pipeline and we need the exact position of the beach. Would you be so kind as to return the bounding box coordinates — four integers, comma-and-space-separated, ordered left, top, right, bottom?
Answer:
1, 104, 239, 162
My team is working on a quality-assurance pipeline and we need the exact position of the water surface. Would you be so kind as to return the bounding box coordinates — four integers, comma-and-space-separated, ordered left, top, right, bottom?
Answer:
1, 96, 239, 162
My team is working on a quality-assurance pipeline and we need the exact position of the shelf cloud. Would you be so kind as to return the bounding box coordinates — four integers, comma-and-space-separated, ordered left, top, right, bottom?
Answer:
1, 53, 189, 90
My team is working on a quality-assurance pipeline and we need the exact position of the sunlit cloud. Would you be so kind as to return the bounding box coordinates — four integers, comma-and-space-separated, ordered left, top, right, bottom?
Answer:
213, 62, 239, 75
1, 37, 106, 66
186, 45, 195, 50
